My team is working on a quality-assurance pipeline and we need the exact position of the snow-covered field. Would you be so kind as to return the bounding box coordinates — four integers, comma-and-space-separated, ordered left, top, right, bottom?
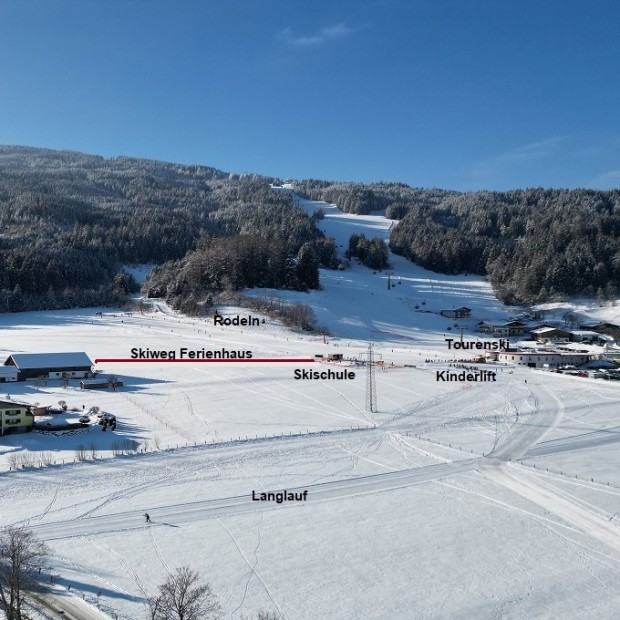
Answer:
2, 194, 620, 619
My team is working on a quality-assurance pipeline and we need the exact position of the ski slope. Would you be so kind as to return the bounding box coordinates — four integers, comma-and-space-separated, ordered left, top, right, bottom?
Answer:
2, 194, 620, 619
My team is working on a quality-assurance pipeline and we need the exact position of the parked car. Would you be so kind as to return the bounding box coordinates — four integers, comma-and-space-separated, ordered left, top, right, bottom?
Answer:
78, 415, 90, 424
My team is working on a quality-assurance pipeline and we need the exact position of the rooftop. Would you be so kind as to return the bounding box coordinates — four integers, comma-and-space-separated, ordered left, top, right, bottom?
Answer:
4, 352, 93, 369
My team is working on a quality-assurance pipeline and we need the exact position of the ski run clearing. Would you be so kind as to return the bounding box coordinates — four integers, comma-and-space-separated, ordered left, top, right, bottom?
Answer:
2, 193, 620, 619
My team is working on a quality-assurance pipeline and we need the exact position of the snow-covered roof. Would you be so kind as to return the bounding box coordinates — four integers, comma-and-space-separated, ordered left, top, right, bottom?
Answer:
569, 330, 601, 337
0, 400, 27, 409
582, 358, 618, 369
0, 366, 17, 375
531, 326, 566, 334
500, 350, 590, 357
4, 352, 93, 370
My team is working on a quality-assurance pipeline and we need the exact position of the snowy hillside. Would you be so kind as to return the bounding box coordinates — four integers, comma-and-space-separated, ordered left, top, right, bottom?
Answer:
2, 195, 620, 619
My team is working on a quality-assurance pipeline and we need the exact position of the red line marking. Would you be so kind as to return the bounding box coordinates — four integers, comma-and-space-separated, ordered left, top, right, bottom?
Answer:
94, 358, 316, 364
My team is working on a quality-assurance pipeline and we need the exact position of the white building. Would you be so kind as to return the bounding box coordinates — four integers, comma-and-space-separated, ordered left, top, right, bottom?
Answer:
487, 350, 592, 368
0, 367, 18, 383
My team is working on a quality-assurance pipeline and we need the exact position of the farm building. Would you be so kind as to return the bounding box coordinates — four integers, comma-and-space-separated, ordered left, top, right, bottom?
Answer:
80, 377, 123, 390
0, 367, 18, 383
3, 352, 94, 381
440, 307, 472, 319
0, 400, 34, 435
530, 327, 571, 342
478, 320, 528, 337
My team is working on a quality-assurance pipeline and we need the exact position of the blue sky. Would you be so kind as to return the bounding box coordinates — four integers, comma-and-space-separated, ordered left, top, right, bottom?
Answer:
1, 0, 619, 190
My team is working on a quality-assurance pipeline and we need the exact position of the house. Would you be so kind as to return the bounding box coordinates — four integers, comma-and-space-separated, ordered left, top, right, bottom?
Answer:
477, 320, 527, 337
3, 352, 93, 381
532, 309, 554, 320
440, 307, 472, 319
0, 400, 34, 435
569, 330, 605, 344
590, 322, 620, 341
530, 327, 571, 342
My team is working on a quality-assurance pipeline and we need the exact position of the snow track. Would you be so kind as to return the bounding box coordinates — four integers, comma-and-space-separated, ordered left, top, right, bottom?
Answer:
32, 458, 478, 541
489, 382, 563, 461
480, 461, 620, 555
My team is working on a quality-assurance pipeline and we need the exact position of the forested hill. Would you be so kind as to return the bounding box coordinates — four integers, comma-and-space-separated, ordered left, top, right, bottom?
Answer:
294, 180, 620, 304
4, 145, 620, 312
0, 146, 328, 313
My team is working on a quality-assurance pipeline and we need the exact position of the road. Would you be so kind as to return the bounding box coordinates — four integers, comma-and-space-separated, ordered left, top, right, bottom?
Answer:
31, 589, 110, 620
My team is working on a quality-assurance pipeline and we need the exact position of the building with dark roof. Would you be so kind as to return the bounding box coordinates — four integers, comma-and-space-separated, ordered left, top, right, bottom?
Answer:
3, 352, 93, 381
440, 307, 472, 319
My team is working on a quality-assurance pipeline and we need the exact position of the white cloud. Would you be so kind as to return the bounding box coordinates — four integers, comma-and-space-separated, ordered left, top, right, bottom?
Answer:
279, 23, 355, 47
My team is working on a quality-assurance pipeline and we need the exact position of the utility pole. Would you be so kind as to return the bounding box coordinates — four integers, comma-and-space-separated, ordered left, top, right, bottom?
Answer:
366, 343, 377, 412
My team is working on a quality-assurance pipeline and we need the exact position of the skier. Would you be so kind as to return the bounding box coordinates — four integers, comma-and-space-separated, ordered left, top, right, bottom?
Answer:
144, 513, 151, 523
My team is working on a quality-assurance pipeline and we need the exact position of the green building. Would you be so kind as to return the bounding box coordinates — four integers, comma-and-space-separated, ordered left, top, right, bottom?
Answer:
0, 401, 34, 435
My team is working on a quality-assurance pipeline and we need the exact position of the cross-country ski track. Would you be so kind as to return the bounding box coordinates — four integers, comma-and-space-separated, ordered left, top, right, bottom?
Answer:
28, 382, 620, 563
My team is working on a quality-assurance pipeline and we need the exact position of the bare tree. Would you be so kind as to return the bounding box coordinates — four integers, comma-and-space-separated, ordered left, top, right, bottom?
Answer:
148, 566, 221, 620
0, 526, 49, 620
106, 376, 121, 392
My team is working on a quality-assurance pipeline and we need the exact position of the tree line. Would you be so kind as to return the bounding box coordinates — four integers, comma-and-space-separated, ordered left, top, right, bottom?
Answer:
7, 146, 620, 307
144, 235, 323, 315
0, 147, 333, 312
389, 188, 620, 303
295, 178, 620, 303
293, 179, 453, 216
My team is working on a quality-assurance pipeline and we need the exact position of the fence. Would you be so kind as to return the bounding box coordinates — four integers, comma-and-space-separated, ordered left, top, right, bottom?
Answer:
0, 423, 378, 475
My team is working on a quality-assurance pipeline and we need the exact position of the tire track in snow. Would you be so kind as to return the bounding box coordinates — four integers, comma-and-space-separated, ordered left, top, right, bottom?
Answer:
76, 473, 172, 519
192, 366, 362, 425
85, 535, 153, 599
243, 365, 363, 421
149, 527, 172, 576
230, 512, 265, 618
218, 517, 287, 620
479, 460, 620, 556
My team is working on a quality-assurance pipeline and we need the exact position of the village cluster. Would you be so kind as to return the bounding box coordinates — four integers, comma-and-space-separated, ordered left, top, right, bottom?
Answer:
0, 351, 119, 436
440, 305, 620, 376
